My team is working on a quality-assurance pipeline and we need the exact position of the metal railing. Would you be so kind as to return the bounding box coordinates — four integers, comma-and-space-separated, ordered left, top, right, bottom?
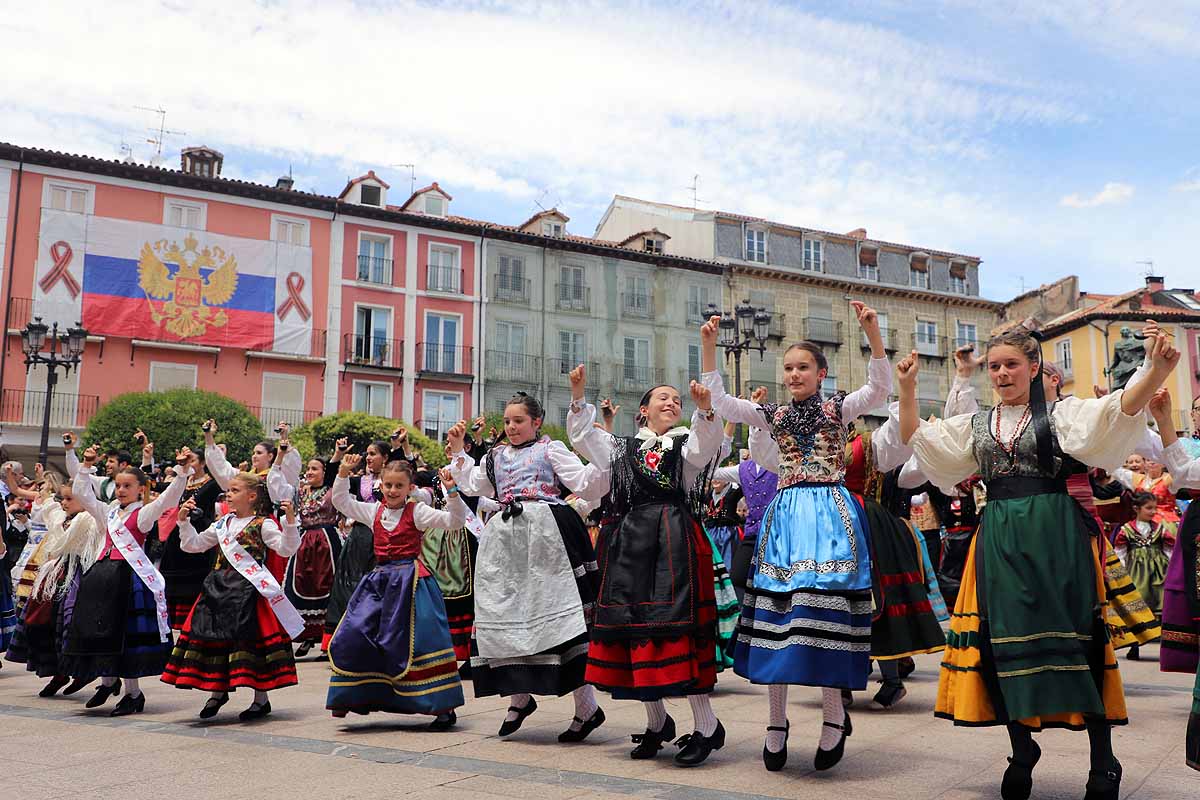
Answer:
0, 388, 99, 429
5, 297, 32, 331
767, 312, 787, 340
492, 276, 531, 304
555, 284, 591, 313
614, 365, 664, 394
860, 328, 900, 352
686, 300, 710, 324
415, 419, 454, 442
484, 351, 541, 384
356, 255, 394, 285
547, 359, 598, 387
804, 317, 842, 345
913, 333, 949, 359
620, 292, 654, 319
248, 406, 322, 432
426, 265, 463, 294
416, 342, 474, 375
342, 333, 403, 370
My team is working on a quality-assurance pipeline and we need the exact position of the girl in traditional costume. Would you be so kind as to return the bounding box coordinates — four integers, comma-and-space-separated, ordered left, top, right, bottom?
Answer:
568, 369, 727, 767
162, 472, 302, 721
447, 393, 607, 742
898, 328, 1179, 800
702, 302, 889, 772
156, 448, 221, 630
1113, 492, 1174, 642
284, 456, 341, 656
64, 446, 192, 715
326, 456, 465, 728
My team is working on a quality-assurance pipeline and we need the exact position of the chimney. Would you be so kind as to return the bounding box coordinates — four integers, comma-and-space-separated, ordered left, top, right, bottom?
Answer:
180, 146, 223, 178
845, 228, 867, 240
1145, 275, 1164, 292
275, 174, 295, 191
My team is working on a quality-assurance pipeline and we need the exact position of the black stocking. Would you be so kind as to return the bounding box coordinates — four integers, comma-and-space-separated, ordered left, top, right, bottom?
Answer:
1084, 715, 1114, 772
1006, 722, 1036, 764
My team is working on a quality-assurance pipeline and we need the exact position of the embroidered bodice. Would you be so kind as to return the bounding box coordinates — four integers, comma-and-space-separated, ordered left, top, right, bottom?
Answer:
213, 516, 267, 568
970, 406, 1071, 482
298, 483, 338, 528
761, 393, 849, 488
485, 437, 562, 504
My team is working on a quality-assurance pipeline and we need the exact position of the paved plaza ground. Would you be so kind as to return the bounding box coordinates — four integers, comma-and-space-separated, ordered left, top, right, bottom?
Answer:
0, 646, 1193, 799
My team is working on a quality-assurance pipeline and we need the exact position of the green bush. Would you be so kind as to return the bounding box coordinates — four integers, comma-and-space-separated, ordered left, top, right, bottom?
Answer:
476, 411, 569, 447
82, 389, 264, 464
290, 412, 446, 468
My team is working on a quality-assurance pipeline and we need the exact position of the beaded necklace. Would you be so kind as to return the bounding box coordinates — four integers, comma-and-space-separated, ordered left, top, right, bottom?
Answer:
993, 403, 1032, 458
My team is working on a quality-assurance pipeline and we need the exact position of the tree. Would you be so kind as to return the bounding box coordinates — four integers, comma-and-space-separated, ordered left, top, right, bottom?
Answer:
290, 412, 446, 468
83, 389, 264, 464
477, 411, 570, 447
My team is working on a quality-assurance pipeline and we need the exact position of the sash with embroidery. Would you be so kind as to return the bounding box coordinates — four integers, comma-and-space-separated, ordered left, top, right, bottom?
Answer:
107, 506, 171, 642
212, 513, 306, 639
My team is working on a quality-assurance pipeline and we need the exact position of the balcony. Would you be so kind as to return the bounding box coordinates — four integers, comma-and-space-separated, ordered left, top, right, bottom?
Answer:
860, 328, 900, 352
248, 406, 323, 433
342, 333, 403, 371
767, 312, 787, 340
918, 397, 944, 420
426, 265, 463, 294
356, 255, 394, 285
614, 365, 665, 394
1, 388, 99, 430
492, 276, 531, 305
555, 284, 591, 313
685, 300, 710, 324
804, 317, 842, 346
913, 333, 949, 359
416, 342, 474, 381
4, 296, 32, 331
415, 419, 453, 442
484, 351, 541, 385
620, 292, 654, 320
547, 359, 598, 388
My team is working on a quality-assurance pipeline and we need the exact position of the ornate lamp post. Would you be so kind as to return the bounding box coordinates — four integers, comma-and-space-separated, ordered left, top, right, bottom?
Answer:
705, 300, 771, 447
20, 317, 88, 465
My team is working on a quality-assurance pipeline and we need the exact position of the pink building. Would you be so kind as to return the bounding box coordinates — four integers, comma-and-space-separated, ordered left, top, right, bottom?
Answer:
0, 143, 481, 458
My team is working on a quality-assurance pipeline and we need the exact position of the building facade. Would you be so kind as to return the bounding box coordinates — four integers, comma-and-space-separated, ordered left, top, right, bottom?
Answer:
595, 196, 1002, 419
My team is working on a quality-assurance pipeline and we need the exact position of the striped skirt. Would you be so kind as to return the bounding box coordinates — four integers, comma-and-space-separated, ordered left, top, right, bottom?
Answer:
284, 525, 342, 644
705, 529, 738, 671
1102, 549, 1160, 649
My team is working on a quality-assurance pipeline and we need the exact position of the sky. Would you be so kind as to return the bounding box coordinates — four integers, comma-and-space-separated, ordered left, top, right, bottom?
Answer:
3, 0, 1199, 301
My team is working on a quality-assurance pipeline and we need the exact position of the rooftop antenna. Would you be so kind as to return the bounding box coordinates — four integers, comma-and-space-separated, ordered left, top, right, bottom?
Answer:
134, 105, 186, 165
686, 174, 706, 208
118, 140, 135, 164
392, 163, 416, 196
1019, 275, 1027, 293
1136, 259, 1155, 277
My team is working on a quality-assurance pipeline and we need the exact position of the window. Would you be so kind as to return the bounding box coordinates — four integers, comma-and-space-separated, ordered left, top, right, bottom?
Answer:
910, 268, 930, 289
859, 246, 879, 281
864, 312, 890, 348
918, 372, 940, 400
949, 274, 968, 294
354, 306, 391, 364
359, 184, 382, 206
495, 321, 527, 374
916, 320, 939, 356
421, 391, 461, 441
624, 275, 651, 315
745, 228, 766, 263
48, 183, 88, 213
559, 265, 587, 309
273, 217, 308, 246
261, 373, 306, 430
423, 313, 460, 372
424, 195, 446, 216
427, 245, 460, 292
542, 220, 564, 237
956, 321, 977, 349
688, 342, 702, 382
559, 331, 585, 373
1056, 340, 1073, 375
859, 262, 879, 281
821, 374, 838, 400
497, 254, 525, 294
687, 285, 711, 323
644, 237, 663, 254
1169, 291, 1200, 310
803, 239, 823, 272
623, 337, 650, 380
165, 199, 205, 230
357, 235, 392, 284
352, 381, 391, 417
148, 362, 197, 392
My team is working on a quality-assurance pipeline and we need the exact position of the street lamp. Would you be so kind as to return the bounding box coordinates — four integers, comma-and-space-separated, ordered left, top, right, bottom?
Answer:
705, 300, 772, 447
20, 317, 88, 466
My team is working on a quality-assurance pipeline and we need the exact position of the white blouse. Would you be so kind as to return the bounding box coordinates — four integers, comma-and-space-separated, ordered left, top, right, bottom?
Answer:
331, 475, 466, 532
205, 444, 302, 504
1163, 440, 1200, 490
73, 465, 192, 534
178, 513, 301, 558
448, 439, 608, 502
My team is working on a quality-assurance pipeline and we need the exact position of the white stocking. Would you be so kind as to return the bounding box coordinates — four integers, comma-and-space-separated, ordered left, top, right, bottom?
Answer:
766, 684, 789, 751
123, 677, 141, 697
819, 688, 846, 750
687, 694, 718, 737
504, 693, 533, 723
644, 700, 668, 732
253, 690, 269, 705
569, 685, 598, 731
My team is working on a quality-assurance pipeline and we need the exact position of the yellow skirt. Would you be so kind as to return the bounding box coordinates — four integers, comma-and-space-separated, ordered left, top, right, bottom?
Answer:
935, 535, 1128, 730
1103, 549, 1161, 648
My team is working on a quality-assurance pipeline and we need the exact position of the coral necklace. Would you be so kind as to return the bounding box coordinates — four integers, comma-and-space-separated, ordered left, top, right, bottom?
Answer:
994, 404, 1032, 457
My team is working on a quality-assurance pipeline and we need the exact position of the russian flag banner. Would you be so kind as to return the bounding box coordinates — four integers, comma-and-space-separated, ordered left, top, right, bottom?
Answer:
32, 210, 313, 354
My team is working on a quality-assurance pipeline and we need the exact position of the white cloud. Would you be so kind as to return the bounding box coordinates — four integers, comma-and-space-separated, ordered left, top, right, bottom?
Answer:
1173, 168, 1200, 193
1060, 182, 1135, 209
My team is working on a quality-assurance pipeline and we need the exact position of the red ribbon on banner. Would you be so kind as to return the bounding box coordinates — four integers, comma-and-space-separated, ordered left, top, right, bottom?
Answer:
276, 272, 311, 322
39, 241, 82, 298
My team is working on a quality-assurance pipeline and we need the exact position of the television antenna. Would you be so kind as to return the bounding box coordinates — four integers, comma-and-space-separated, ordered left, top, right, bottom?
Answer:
686, 174, 706, 208
1136, 259, 1155, 277
135, 105, 186, 164
391, 163, 416, 196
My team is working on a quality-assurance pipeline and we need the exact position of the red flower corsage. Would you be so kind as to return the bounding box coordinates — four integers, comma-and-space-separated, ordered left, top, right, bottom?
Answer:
643, 449, 662, 471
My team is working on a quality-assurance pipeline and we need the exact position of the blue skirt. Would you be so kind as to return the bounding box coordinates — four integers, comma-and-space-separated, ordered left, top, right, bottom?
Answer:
706, 524, 739, 576
733, 484, 873, 688
0, 577, 16, 651
327, 560, 464, 716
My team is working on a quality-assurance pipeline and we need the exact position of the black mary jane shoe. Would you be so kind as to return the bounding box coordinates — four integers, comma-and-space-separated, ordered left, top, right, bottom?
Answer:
110, 692, 145, 717
558, 706, 606, 743
85, 679, 122, 709
62, 677, 93, 696
295, 641, 314, 658
762, 721, 790, 772
239, 700, 272, 722
1000, 741, 1041, 800
200, 693, 229, 720
39, 675, 71, 698
814, 711, 852, 771
897, 656, 916, 679
497, 696, 538, 737
428, 710, 457, 731
630, 714, 676, 759
673, 720, 726, 767
1083, 758, 1122, 800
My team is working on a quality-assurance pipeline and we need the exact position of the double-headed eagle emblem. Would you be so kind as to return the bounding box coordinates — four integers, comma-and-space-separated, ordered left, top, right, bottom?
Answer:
138, 233, 238, 338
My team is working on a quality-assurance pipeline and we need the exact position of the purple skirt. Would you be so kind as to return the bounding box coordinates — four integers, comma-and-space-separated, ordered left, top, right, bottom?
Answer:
1162, 507, 1199, 674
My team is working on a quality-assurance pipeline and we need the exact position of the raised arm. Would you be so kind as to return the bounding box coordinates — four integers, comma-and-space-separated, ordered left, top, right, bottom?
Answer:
330, 471, 380, 527
139, 457, 194, 533
261, 511, 302, 558
1054, 391, 1159, 473
444, 421, 496, 497
546, 440, 610, 501
566, 363, 618, 464
204, 443, 237, 490
682, 383, 723, 469
71, 447, 111, 530
177, 516, 220, 553
840, 302, 892, 422
412, 472, 468, 531
1118, 332, 1180, 416
698, 315, 770, 428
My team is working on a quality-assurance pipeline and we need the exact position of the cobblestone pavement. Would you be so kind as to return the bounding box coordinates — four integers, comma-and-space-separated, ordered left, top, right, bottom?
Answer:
0, 646, 1193, 799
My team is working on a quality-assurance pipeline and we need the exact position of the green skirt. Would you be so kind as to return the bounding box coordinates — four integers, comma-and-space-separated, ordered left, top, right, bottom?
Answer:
1126, 545, 1170, 618
705, 530, 738, 671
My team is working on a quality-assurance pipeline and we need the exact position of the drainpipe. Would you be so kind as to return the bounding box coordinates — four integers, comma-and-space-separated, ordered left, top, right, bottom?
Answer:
476, 224, 490, 415
1087, 319, 1115, 392
0, 151, 26, 403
